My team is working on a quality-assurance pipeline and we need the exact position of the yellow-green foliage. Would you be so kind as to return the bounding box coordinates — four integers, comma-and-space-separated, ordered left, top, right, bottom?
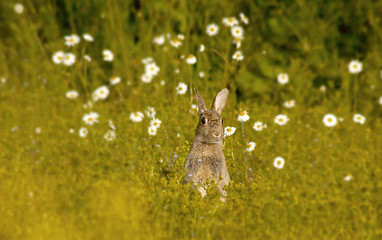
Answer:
1, 0, 382, 239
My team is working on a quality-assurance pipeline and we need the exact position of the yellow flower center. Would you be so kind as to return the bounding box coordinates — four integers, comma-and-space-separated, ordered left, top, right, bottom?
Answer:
277, 160, 282, 165
210, 27, 215, 32
70, 38, 75, 43
236, 30, 240, 34
100, 90, 104, 94
173, 40, 178, 44
150, 67, 154, 71
353, 64, 358, 69
279, 118, 284, 122
65, 56, 70, 60
88, 117, 93, 122
281, 75, 286, 79
228, 18, 233, 23
58, 56, 62, 60
188, 54, 194, 59
179, 87, 183, 91
235, 38, 241, 43
236, 53, 241, 58
357, 116, 361, 120
134, 113, 139, 117
240, 111, 246, 116
153, 122, 158, 126
227, 128, 232, 132
247, 144, 252, 148
105, 54, 109, 58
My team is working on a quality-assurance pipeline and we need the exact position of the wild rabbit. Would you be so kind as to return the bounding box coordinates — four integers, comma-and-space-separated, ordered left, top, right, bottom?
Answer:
184, 88, 230, 199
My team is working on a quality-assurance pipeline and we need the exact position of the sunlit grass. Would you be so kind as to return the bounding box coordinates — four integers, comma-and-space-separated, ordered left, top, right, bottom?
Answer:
1, 0, 382, 239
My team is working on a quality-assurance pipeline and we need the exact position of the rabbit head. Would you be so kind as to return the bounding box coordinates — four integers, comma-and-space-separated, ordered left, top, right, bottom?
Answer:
193, 88, 229, 144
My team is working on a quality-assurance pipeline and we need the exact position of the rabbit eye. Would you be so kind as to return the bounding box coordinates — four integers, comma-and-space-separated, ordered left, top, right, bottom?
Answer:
201, 117, 206, 124
221, 118, 223, 124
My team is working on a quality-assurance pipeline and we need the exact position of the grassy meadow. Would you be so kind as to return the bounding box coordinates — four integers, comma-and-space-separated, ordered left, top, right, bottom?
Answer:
1, 0, 382, 239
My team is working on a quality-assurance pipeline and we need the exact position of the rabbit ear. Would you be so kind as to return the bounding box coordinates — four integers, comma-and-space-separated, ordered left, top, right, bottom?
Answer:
211, 88, 229, 114
195, 88, 207, 114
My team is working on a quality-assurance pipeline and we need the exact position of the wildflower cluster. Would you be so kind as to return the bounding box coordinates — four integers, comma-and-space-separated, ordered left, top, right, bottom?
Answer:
141, 57, 160, 83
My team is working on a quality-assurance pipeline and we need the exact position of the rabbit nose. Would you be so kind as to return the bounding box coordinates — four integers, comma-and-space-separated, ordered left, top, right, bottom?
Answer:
213, 131, 221, 138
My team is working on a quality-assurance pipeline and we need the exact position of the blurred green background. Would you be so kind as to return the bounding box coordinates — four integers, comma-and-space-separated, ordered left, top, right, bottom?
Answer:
0, 0, 382, 239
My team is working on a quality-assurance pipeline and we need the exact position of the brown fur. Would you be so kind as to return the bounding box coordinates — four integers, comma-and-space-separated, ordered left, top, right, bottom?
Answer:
184, 88, 230, 196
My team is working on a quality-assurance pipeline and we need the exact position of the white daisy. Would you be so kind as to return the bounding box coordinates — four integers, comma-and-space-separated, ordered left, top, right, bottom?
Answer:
110, 76, 121, 85
206, 23, 219, 36
141, 73, 153, 83
66, 90, 79, 99
239, 13, 249, 24
186, 54, 197, 64
344, 174, 353, 181
253, 121, 265, 131
63, 53, 76, 66
104, 130, 116, 141
274, 114, 289, 126
92, 86, 109, 101
273, 157, 285, 169
224, 126, 236, 137
153, 35, 165, 45
35, 127, 41, 134
177, 34, 185, 40
222, 17, 239, 27
64, 34, 81, 47
148, 125, 158, 136
379, 96, 382, 105
14, 3, 24, 14
145, 107, 156, 118
190, 104, 198, 114
83, 33, 94, 42
82, 112, 100, 126
353, 114, 366, 125
176, 82, 187, 95
84, 55, 91, 62
160, 80, 166, 86
323, 114, 337, 127
277, 73, 289, 85
52, 51, 64, 64
231, 26, 244, 38
130, 112, 144, 122
237, 111, 250, 122
232, 51, 244, 61
150, 118, 162, 128
108, 120, 116, 130
69, 128, 75, 134
199, 72, 205, 78
145, 62, 160, 76
348, 60, 362, 74
233, 37, 244, 49
103, 49, 114, 61
246, 141, 256, 152
142, 57, 153, 65
284, 100, 295, 108
319, 85, 326, 92
200, 44, 205, 52
170, 39, 182, 48
79, 127, 88, 138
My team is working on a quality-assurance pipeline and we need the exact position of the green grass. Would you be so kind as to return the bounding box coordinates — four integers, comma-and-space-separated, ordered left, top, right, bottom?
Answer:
1, 0, 382, 239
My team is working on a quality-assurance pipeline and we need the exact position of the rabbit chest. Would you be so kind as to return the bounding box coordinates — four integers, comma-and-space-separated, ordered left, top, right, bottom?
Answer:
185, 142, 227, 183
